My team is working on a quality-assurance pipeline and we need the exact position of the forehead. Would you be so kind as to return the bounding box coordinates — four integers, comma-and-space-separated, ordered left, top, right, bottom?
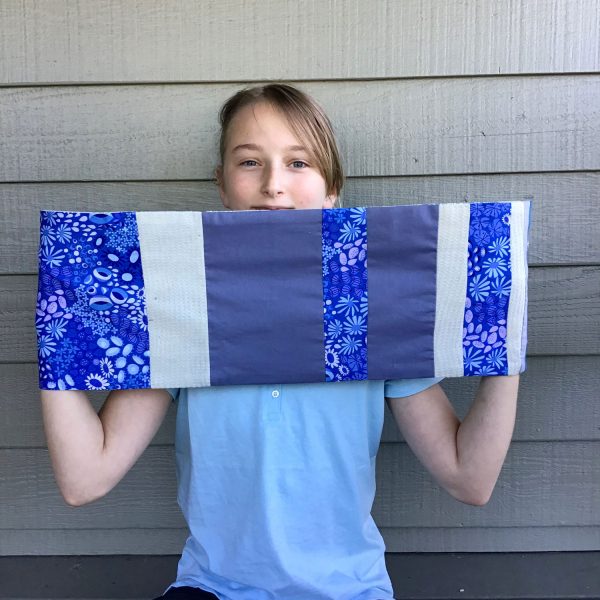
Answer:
225, 102, 302, 147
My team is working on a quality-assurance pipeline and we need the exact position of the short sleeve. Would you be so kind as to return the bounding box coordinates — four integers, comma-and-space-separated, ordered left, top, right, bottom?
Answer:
166, 388, 180, 403
384, 377, 444, 399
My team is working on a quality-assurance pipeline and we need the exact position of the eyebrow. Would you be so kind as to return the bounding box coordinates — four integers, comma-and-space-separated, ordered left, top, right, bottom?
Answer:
231, 143, 309, 154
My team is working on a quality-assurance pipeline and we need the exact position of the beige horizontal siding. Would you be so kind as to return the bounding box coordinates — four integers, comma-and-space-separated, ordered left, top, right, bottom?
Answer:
379, 526, 600, 553
0, 527, 187, 556
3, 526, 600, 556
1, 0, 599, 84
1, 0, 598, 563
2, 357, 599, 449
1, 442, 598, 531
3, 358, 600, 555
1, 77, 600, 181
1, 173, 600, 272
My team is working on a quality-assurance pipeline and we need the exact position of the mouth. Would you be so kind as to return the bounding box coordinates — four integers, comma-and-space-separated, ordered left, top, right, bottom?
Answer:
252, 206, 294, 210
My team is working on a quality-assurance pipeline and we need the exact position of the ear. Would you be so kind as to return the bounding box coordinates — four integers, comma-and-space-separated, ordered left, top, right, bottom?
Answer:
215, 166, 230, 208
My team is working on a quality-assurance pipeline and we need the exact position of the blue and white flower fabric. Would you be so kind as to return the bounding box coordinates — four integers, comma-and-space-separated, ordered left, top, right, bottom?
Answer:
36, 212, 150, 390
322, 207, 368, 382
36, 201, 531, 390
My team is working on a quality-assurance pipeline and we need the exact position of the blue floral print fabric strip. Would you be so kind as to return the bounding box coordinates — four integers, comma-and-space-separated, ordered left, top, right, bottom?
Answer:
463, 202, 512, 375
36, 211, 151, 390
36, 201, 530, 390
322, 207, 368, 382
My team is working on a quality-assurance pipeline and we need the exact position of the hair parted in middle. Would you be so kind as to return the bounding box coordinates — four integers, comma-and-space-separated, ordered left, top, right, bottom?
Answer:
216, 83, 344, 201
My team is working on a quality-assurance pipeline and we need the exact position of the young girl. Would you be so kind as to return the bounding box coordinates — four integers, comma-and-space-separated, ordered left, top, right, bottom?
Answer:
40, 83, 520, 600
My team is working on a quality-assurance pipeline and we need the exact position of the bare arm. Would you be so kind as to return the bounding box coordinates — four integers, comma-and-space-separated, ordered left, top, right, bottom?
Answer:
40, 387, 172, 506
386, 375, 519, 506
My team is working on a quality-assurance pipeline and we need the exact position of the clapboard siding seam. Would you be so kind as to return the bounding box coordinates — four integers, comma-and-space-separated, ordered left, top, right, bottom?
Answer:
4, 264, 600, 277
9, 266, 600, 275
5, 267, 600, 361
0, 353, 588, 360
3, 71, 600, 87
5, 169, 600, 186
8, 353, 600, 364
4, 523, 597, 531
1, 167, 600, 183
381, 438, 600, 445
0, 439, 598, 450
3, 527, 599, 555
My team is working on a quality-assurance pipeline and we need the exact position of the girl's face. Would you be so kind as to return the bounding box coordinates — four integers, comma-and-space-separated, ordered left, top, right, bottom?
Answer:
216, 102, 337, 211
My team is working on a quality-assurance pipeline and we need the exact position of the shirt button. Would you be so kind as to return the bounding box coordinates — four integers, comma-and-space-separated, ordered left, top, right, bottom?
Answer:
271, 390, 280, 398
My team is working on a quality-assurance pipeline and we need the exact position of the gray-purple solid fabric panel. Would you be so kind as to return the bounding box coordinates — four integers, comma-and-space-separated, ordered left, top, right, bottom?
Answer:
366, 204, 439, 379
202, 209, 325, 385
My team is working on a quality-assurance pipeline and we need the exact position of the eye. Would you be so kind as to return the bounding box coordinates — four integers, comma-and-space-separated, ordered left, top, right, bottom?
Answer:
291, 160, 308, 168
240, 160, 258, 167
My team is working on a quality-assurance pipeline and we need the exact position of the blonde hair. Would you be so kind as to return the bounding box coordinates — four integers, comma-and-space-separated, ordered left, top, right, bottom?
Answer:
217, 83, 344, 199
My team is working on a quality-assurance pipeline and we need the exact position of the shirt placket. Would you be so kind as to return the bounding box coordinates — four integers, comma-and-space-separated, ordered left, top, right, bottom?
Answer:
264, 385, 282, 422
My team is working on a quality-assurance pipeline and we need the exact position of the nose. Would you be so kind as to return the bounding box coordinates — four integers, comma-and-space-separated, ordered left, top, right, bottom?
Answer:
261, 164, 285, 198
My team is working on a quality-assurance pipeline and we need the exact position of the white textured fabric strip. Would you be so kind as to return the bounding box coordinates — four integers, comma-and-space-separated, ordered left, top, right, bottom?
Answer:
433, 203, 471, 377
519, 201, 531, 372
136, 212, 210, 388
506, 202, 527, 374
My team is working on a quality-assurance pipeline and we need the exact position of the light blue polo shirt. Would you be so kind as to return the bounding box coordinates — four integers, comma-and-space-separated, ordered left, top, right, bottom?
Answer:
164, 377, 442, 600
